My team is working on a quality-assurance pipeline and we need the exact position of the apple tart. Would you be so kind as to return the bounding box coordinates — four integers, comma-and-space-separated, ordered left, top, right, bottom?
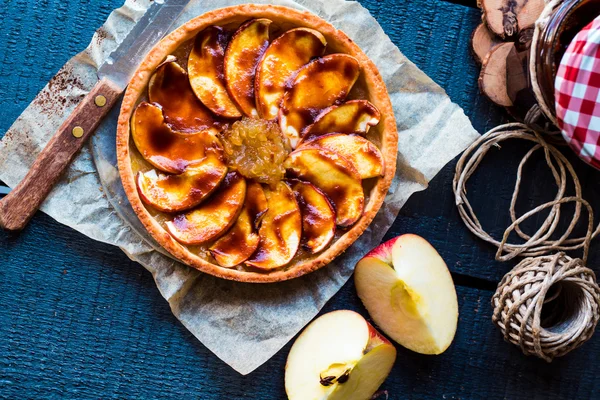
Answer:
117, 5, 398, 282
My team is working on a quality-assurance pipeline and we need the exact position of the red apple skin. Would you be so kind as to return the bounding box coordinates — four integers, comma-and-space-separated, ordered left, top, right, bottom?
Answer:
362, 235, 398, 264
366, 319, 393, 347
363, 233, 441, 264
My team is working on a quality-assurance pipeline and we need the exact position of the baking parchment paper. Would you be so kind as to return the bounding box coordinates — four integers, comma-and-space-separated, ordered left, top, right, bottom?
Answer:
0, 0, 480, 374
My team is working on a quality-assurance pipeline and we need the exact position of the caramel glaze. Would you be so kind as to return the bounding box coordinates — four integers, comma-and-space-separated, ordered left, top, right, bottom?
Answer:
279, 54, 360, 144
209, 181, 268, 267
131, 102, 225, 174
224, 19, 272, 117
289, 179, 336, 254
255, 27, 326, 120
148, 61, 224, 134
245, 181, 269, 227
188, 26, 242, 118
166, 172, 246, 245
137, 157, 227, 213
246, 182, 302, 270
300, 99, 381, 140
285, 148, 364, 228
300, 133, 384, 179
210, 211, 259, 268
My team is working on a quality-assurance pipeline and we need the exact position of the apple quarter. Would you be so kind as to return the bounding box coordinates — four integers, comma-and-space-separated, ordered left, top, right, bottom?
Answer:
355, 234, 459, 354
285, 310, 397, 400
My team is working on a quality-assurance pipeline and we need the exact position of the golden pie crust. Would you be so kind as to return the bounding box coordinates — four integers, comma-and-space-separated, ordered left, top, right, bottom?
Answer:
117, 4, 398, 283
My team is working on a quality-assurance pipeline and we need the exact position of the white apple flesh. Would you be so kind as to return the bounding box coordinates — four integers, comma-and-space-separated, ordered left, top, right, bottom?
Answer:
355, 234, 458, 355
285, 310, 396, 400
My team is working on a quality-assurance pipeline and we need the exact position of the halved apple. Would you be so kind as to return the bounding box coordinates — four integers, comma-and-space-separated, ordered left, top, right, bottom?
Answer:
279, 54, 360, 148
289, 179, 335, 254
131, 102, 224, 174
246, 182, 301, 270
148, 61, 220, 134
355, 234, 459, 355
188, 26, 242, 119
209, 182, 268, 267
224, 18, 272, 117
137, 155, 227, 213
255, 28, 327, 120
166, 172, 246, 245
285, 148, 364, 227
300, 134, 384, 179
285, 310, 396, 400
301, 100, 380, 140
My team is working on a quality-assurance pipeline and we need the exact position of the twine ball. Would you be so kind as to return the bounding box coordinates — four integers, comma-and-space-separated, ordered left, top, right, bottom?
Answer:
492, 253, 600, 361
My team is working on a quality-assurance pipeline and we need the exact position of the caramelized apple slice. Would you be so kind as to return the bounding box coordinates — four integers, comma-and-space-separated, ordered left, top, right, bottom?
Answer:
210, 210, 260, 268
246, 182, 302, 270
148, 61, 220, 134
301, 100, 380, 139
224, 19, 272, 117
300, 134, 384, 179
285, 148, 364, 227
279, 54, 360, 148
289, 180, 336, 254
209, 182, 268, 267
244, 181, 269, 228
188, 26, 242, 119
131, 102, 224, 174
166, 172, 246, 245
137, 156, 228, 213
255, 28, 327, 120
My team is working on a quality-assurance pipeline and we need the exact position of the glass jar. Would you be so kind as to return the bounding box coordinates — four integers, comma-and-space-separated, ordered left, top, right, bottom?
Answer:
532, 0, 600, 122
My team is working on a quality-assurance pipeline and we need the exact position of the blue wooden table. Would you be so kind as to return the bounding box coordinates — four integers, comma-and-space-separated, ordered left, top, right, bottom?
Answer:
2, 0, 600, 398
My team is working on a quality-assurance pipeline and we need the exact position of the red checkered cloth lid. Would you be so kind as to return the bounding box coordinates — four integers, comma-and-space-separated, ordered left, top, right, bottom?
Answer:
555, 15, 600, 170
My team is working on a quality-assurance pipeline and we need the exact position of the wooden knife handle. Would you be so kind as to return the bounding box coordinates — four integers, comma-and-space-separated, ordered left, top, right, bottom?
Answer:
0, 78, 122, 231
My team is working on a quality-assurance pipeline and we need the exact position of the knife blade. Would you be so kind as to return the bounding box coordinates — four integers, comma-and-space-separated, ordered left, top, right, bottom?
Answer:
0, 0, 189, 231
98, 0, 189, 89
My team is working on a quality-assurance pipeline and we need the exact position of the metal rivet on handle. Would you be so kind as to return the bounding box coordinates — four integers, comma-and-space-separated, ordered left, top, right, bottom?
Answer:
72, 126, 84, 138
95, 95, 107, 107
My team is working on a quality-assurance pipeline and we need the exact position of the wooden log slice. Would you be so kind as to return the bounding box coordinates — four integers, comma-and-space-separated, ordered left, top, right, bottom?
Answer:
505, 43, 538, 121
471, 23, 502, 64
504, 43, 553, 130
482, 0, 545, 39
516, 27, 534, 51
517, 0, 546, 31
479, 42, 515, 107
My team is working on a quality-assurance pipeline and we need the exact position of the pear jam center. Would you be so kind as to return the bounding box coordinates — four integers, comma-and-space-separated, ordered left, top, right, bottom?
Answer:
221, 117, 291, 187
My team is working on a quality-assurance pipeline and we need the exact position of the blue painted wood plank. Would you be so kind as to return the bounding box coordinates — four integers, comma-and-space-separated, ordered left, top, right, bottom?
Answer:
1, 0, 600, 398
2, 216, 599, 398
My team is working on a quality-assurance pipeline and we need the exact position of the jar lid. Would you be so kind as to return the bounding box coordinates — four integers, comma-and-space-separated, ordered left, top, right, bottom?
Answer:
555, 15, 600, 170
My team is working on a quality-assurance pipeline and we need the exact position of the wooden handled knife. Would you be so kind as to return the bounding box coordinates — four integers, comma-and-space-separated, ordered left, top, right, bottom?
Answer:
0, 0, 189, 231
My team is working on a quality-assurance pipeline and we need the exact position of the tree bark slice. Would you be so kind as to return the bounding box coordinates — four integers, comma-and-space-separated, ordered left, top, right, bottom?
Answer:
505, 44, 535, 112
479, 42, 515, 107
482, 0, 545, 39
471, 23, 502, 64
516, 27, 534, 51
516, 0, 545, 31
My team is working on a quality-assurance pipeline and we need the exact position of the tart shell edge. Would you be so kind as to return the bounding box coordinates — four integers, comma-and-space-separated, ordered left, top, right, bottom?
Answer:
116, 4, 398, 283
